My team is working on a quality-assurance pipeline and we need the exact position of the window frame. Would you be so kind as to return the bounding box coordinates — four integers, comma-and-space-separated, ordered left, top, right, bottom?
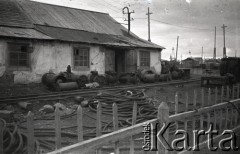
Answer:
139, 50, 150, 67
7, 42, 31, 71
73, 47, 90, 71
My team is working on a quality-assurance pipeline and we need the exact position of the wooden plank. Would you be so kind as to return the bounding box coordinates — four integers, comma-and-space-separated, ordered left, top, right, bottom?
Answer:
157, 102, 169, 154
213, 110, 217, 130
113, 103, 119, 154
207, 112, 211, 129
234, 109, 238, 127
96, 102, 102, 137
232, 86, 235, 100
200, 114, 204, 142
175, 93, 179, 130
77, 105, 83, 142
130, 102, 137, 154
227, 86, 230, 101
96, 102, 102, 154
201, 88, 204, 107
193, 90, 197, 108
230, 108, 233, 129
219, 109, 223, 132
185, 92, 189, 112
237, 84, 240, 98
0, 119, 3, 154
27, 111, 34, 154
55, 106, 61, 150
214, 87, 218, 104
221, 86, 224, 103
225, 108, 229, 130
207, 88, 211, 106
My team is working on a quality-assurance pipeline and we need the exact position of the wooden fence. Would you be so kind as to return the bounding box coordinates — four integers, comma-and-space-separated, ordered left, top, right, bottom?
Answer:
1, 85, 240, 154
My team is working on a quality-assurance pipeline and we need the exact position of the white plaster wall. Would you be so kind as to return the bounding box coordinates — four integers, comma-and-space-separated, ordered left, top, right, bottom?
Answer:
0, 40, 6, 77
0, 40, 106, 84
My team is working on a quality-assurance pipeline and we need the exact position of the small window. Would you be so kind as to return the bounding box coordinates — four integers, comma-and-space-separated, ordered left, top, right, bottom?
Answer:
8, 43, 30, 68
140, 51, 150, 67
73, 47, 90, 68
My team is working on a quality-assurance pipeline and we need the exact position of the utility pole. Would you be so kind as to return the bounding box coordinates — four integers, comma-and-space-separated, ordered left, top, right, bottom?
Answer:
202, 46, 204, 64
235, 50, 237, 57
176, 36, 179, 61
123, 7, 134, 34
222, 24, 227, 58
172, 47, 175, 59
213, 26, 216, 60
146, 7, 152, 42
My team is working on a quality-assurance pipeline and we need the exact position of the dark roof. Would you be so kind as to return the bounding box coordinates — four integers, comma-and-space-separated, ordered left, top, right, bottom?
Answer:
183, 57, 198, 61
0, 0, 164, 50
0, 0, 33, 28
35, 25, 163, 49
0, 26, 53, 39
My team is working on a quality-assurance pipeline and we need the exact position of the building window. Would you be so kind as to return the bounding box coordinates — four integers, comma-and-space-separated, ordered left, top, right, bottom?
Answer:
73, 47, 90, 68
140, 51, 150, 67
8, 43, 30, 68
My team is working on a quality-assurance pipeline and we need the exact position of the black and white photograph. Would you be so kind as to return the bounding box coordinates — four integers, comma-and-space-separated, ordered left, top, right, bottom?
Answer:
0, 0, 240, 153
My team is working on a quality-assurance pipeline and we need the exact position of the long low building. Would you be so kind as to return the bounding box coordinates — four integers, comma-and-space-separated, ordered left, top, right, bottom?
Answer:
0, 0, 165, 84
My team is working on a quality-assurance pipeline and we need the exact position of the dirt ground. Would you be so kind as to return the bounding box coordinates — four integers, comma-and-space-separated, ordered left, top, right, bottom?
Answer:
1, 77, 239, 154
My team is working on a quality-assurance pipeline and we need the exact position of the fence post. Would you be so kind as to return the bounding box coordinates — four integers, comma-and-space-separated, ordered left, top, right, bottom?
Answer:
237, 84, 240, 98
27, 111, 34, 154
227, 86, 230, 101
185, 92, 189, 112
201, 88, 204, 107
225, 108, 229, 130
77, 105, 83, 142
232, 86, 235, 100
221, 86, 224, 103
113, 103, 119, 154
214, 87, 218, 104
0, 119, 4, 154
207, 88, 211, 106
157, 102, 169, 154
130, 102, 137, 154
219, 109, 223, 132
55, 106, 61, 150
175, 92, 179, 130
96, 102, 102, 154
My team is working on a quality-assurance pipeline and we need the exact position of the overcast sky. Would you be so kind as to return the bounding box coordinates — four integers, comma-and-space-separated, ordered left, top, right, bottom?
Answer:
32, 0, 240, 60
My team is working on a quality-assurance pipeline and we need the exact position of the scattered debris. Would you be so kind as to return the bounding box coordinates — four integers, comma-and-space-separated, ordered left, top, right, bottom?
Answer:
85, 82, 100, 88
0, 110, 13, 121
74, 96, 85, 104
3, 105, 15, 112
81, 100, 89, 107
54, 103, 67, 111
18, 102, 33, 110
39, 105, 54, 114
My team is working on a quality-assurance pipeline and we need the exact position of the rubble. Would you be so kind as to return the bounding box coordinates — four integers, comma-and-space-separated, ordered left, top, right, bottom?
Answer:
18, 102, 33, 111
39, 105, 54, 113
85, 82, 100, 88
0, 110, 13, 121
54, 103, 67, 111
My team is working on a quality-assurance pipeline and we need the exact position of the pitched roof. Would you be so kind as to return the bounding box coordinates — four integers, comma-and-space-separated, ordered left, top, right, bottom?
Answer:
0, 0, 164, 50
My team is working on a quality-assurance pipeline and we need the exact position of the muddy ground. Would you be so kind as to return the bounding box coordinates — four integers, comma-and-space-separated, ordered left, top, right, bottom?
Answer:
1, 76, 239, 154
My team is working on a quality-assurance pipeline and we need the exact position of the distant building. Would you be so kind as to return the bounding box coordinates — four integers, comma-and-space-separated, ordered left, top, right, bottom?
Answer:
182, 57, 200, 68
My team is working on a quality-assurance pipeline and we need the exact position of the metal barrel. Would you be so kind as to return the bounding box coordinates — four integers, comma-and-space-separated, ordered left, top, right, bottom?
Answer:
55, 82, 79, 91
41, 73, 58, 88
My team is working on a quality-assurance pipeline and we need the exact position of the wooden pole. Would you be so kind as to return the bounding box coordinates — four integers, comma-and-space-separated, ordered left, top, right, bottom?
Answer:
158, 102, 169, 154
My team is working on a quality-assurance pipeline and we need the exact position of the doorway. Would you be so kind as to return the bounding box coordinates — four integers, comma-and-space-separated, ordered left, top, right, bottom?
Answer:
115, 50, 125, 74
